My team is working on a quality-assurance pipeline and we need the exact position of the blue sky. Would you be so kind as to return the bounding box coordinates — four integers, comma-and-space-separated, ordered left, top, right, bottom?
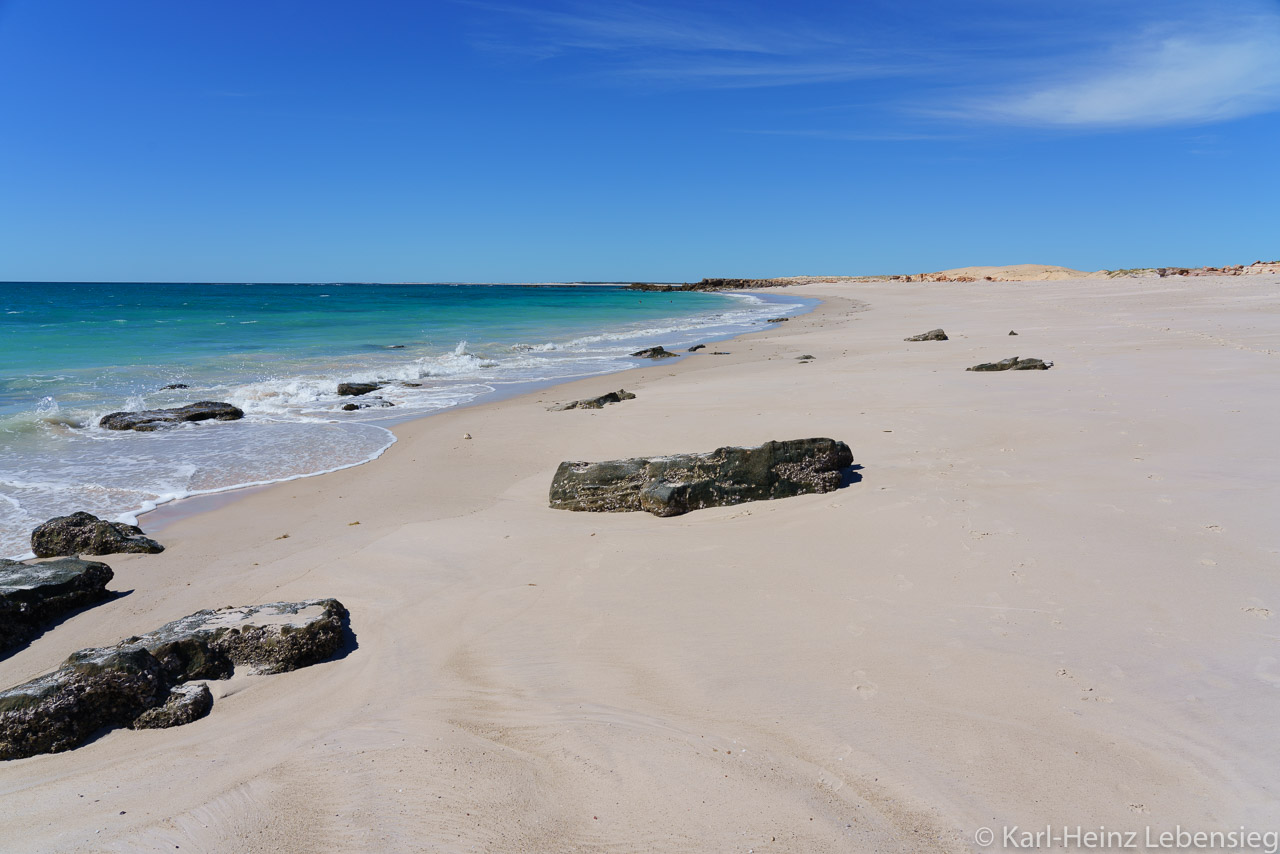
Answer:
1, 0, 1277, 281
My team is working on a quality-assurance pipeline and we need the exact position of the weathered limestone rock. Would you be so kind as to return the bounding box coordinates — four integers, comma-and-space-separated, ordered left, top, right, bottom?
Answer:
0, 558, 114, 653
31, 512, 164, 558
337, 382, 381, 396
966, 356, 1053, 371
0, 599, 348, 759
548, 390, 636, 411
99, 401, 244, 431
130, 683, 213, 729
905, 328, 948, 341
549, 438, 854, 518
630, 346, 679, 359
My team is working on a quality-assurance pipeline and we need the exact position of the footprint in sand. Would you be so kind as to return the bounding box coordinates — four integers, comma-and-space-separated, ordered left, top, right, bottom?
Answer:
1243, 606, 1273, 620
852, 670, 878, 698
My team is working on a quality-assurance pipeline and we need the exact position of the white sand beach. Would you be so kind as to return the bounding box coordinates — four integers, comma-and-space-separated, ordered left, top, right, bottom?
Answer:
3, 275, 1279, 852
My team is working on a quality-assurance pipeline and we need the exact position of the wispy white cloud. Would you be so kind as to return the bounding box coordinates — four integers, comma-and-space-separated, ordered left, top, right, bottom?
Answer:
458, 0, 919, 88
962, 11, 1280, 127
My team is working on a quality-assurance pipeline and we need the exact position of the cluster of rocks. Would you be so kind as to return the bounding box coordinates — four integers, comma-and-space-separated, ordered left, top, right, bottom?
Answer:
99, 401, 244, 432
903, 328, 1052, 371
549, 390, 636, 411
626, 278, 791, 292
0, 599, 349, 759
549, 438, 853, 518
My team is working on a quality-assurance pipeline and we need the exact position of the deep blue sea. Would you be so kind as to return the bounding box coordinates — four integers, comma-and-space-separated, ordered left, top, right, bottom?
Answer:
0, 282, 809, 557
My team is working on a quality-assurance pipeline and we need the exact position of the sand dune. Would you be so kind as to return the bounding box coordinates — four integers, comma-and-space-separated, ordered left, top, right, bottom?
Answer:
2, 275, 1279, 851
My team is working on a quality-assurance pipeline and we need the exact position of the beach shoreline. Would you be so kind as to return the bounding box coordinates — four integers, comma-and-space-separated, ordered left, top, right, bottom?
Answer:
3, 275, 1279, 852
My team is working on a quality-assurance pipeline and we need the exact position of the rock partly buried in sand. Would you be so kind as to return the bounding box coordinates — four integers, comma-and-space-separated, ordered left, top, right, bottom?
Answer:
630, 346, 679, 359
31, 512, 164, 558
688, 344, 706, 352
967, 356, 1053, 371
0, 599, 348, 759
549, 438, 853, 518
796, 355, 816, 361
337, 381, 382, 396
0, 557, 115, 654
549, 390, 636, 411
1009, 330, 1018, 336
905, 328, 948, 341
766, 317, 789, 323
99, 401, 244, 432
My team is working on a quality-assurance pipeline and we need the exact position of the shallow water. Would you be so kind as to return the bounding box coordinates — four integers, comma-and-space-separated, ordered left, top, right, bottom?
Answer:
0, 282, 809, 556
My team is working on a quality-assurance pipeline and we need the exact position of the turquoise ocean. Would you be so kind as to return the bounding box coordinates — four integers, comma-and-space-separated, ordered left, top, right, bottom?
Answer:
0, 282, 810, 557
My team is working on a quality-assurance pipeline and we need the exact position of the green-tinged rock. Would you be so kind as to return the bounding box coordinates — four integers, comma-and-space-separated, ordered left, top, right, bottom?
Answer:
549, 438, 854, 518
0, 557, 114, 653
30, 512, 164, 558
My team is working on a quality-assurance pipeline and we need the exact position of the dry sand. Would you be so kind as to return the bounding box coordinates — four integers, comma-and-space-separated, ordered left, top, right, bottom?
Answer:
3, 275, 1279, 852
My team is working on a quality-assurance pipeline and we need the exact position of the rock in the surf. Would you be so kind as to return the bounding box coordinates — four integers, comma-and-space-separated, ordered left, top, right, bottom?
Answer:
0, 557, 115, 654
337, 382, 382, 396
905, 328, 948, 341
549, 438, 854, 518
630, 346, 679, 359
99, 401, 244, 432
31, 512, 164, 558
548, 390, 636, 411
0, 599, 349, 759
966, 356, 1053, 371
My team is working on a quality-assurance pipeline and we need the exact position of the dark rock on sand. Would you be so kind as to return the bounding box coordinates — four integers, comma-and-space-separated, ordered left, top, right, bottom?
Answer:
905, 329, 948, 341
31, 512, 163, 558
797, 355, 816, 360
0, 599, 348, 759
0, 558, 114, 654
966, 356, 1053, 372
549, 390, 636, 411
688, 344, 706, 352
1009, 330, 1018, 335
630, 346, 679, 359
710, 351, 730, 355
337, 382, 382, 397
549, 438, 853, 518
160, 383, 189, 390
766, 317, 789, 323
99, 401, 244, 432
130, 683, 213, 729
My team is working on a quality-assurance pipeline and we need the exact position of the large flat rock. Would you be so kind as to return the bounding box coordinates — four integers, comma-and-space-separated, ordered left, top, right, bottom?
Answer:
549, 438, 854, 517
99, 401, 244, 431
0, 557, 114, 654
0, 599, 349, 760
